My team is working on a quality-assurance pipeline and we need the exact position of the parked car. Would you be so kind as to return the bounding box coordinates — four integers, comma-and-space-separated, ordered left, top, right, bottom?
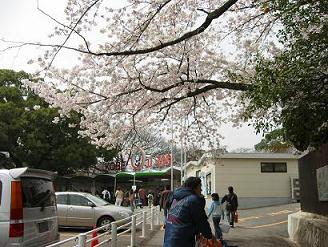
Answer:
0, 167, 59, 247
55, 192, 133, 228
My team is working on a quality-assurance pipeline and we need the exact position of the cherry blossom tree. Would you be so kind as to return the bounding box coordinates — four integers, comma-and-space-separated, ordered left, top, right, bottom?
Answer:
5, 0, 323, 150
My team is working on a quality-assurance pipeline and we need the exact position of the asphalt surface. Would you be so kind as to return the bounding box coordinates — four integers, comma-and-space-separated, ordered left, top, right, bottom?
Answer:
218, 203, 300, 247
59, 203, 300, 247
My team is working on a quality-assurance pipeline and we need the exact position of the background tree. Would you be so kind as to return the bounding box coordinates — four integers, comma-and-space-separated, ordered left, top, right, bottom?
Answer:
254, 129, 293, 153
0, 69, 118, 174
243, 0, 328, 151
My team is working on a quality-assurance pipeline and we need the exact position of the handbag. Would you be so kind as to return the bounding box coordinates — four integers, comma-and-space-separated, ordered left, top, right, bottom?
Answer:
199, 235, 223, 247
219, 222, 231, 233
234, 211, 239, 223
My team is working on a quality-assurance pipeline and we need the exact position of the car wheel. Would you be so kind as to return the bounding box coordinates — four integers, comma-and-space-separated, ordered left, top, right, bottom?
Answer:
97, 216, 114, 231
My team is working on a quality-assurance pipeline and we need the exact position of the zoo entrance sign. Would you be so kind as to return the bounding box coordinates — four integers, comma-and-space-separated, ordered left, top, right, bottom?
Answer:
97, 147, 172, 172
130, 146, 172, 171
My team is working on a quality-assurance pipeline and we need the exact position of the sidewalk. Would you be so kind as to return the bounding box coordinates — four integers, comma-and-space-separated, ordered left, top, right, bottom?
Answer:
142, 227, 165, 247
142, 226, 299, 247
116, 225, 162, 247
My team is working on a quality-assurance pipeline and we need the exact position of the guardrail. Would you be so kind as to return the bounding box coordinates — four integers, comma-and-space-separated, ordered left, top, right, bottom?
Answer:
47, 206, 161, 247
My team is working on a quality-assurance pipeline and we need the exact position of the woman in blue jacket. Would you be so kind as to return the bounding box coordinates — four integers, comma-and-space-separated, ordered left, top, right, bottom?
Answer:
164, 177, 213, 247
208, 193, 223, 240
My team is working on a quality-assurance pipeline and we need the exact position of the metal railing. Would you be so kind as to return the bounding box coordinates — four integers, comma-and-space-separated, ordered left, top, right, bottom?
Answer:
47, 206, 161, 247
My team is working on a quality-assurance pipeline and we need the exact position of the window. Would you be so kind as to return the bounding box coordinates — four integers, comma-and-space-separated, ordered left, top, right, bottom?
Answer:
85, 194, 108, 206
56, 194, 68, 205
206, 173, 212, 195
261, 162, 287, 173
22, 178, 56, 208
196, 170, 201, 177
69, 195, 91, 206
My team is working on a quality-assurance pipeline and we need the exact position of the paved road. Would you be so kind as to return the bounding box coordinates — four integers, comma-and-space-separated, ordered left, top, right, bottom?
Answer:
59, 203, 300, 246
221, 203, 300, 246
144, 203, 300, 247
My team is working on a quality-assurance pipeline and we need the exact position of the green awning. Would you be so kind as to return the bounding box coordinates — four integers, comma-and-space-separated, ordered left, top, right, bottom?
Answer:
115, 167, 173, 178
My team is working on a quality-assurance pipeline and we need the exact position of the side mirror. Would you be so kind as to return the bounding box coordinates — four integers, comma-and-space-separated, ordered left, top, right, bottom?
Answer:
88, 201, 96, 207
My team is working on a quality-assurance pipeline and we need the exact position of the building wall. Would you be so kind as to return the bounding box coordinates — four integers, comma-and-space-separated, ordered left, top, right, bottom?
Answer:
185, 161, 215, 197
185, 156, 299, 209
214, 158, 298, 197
299, 144, 328, 216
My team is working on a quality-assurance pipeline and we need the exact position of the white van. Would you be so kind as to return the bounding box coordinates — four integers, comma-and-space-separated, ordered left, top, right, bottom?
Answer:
0, 168, 59, 247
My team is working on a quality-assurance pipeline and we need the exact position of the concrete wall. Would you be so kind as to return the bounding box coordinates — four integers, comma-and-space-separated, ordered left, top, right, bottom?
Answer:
215, 158, 298, 208
289, 211, 328, 247
215, 158, 298, 195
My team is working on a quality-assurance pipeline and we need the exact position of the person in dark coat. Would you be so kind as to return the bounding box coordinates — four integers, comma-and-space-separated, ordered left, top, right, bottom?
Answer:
160, 185, 173, 226
221, 186, 238, 227
164, 177, 213, 247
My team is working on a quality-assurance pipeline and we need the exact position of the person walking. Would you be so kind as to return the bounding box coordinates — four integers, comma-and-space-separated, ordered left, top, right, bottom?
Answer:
164, 177, 213, 247
128, 189, 135, 212
221, 186, 238, 227
101, 188, 111, 202
208, 193, 223, 240
138, 186, 147, 206
115, 187, 124, 206
147, 191, 154, 207
160, 185, 172, 227
153, 187, 161, 206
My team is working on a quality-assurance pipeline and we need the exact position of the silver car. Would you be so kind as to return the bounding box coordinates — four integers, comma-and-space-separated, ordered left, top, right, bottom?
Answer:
0, 168, 59, 247
55, 192, 132, 228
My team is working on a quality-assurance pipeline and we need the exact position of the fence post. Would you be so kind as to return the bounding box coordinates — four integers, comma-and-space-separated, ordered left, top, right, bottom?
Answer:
156, 206, 160, 225
141, 211, 147, 238
131, 215, 136, 247
111, 222, 117, 247
150, 207, 154, 231
78, 233, 86, 247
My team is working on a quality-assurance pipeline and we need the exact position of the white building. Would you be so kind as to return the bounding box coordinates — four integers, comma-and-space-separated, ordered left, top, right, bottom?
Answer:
184, 152, 300, 209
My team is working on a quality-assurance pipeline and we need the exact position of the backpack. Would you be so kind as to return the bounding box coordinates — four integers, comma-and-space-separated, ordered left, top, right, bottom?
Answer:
225, 194, 235, 211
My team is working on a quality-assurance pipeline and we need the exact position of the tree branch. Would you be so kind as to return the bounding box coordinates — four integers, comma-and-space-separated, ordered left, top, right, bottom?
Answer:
36, 0, 91, 53
183, 79, 252, 91
2, 0, 237, 58
46, 0, 101, 68
128, 0, 172, 49
95, 0, 238, 56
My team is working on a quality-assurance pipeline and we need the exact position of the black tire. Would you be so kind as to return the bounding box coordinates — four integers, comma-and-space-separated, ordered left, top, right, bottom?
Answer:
97, 216, 114, 231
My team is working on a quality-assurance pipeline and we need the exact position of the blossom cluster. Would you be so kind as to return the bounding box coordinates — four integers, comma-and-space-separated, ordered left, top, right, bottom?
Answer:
25, 0, 280, 150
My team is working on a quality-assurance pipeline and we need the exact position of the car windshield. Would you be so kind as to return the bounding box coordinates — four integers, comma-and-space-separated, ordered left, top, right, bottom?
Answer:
85, 193, 110, 206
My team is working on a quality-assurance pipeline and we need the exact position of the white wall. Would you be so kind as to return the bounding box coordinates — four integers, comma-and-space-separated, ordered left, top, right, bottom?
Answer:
185, 157, 299, 208
185, 161, 215, 197
214, 158, 298, 198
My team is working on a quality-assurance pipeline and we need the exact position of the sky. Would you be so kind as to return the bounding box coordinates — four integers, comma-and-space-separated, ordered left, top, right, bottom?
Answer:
0, 0, 263, 151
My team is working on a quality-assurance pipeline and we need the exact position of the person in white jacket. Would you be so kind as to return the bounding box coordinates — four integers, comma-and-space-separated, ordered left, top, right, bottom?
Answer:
115, 187, 124, 206
102, 189, 111, 202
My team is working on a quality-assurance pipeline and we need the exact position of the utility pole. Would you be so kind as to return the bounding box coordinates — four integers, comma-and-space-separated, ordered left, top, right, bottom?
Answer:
180, 137, 183, 186
170, 119, 174, 191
